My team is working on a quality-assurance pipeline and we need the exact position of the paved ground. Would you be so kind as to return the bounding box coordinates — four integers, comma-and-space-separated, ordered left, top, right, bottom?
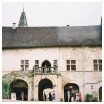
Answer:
2, 99, 53, 102
2, 99, 21, 102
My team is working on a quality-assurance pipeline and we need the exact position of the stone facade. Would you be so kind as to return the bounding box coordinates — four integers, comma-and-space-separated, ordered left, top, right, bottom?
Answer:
2, 47, 102, 101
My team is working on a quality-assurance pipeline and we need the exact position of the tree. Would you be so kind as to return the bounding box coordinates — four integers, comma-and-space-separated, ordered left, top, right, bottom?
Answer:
2, 81, 10, 99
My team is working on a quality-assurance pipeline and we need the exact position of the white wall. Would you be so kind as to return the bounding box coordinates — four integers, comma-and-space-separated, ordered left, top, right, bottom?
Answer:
2, 47, 101, 72
2, 47, 102, 101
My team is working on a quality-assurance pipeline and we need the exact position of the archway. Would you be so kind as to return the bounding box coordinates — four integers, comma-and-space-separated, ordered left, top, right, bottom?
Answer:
64, 83, 79, 102
41, 60, 51, 73
99, 86, 102, 102
10, 79, 28, 101
38, 78, 53, 101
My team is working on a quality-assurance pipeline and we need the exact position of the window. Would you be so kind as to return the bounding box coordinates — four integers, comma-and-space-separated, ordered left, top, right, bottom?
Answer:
21, 60, 29, 71
93, 59, 102, 71
53, 60, 58, 68
66, 60, 76, 71
53, 60, 58, 71
67, 60, 70, 71
35, 60, 39, 69
35, 60, 39, 65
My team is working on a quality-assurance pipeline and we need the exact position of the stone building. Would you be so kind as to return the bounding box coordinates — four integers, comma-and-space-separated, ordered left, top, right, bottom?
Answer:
2, 9, 102, 102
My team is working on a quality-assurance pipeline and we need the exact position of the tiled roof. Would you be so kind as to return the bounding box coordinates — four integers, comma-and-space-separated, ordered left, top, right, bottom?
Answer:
2, 25, 102, 48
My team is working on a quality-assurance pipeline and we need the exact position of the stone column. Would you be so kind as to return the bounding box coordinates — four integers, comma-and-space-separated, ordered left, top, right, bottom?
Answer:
34, 75, 40, 101
28, 83, 32, 101
57, 74, 62, 102
34, 85, 38, 101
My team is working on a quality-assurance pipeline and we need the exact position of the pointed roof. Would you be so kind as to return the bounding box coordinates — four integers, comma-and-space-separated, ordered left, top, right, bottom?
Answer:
18, 9, 28, 27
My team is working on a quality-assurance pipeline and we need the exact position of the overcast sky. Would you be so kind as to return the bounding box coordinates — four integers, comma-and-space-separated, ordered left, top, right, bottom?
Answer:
2, 2, 102, 26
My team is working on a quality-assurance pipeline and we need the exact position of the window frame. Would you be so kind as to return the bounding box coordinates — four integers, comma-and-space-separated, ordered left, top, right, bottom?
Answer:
21, 60, 29, 71
53, 60, 58, 67
93, 59, 102, 71
66, 60, 76, 71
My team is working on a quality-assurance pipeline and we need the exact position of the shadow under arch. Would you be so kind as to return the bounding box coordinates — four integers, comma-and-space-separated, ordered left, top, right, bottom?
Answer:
41, 60, 51, 73
41, 60, 51, 67
64, 83, 79, 102
10, 79, 28, 101
38, 78, 53, 101
99, 86, 102, 102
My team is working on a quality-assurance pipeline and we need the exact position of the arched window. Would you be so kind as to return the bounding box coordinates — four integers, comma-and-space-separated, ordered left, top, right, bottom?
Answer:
41, 60, 51, 73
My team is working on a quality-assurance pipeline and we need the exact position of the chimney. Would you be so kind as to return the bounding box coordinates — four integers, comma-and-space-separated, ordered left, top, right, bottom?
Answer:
12, 23, 16, 29
100, 17, 102, 26
66, 25, 70, 26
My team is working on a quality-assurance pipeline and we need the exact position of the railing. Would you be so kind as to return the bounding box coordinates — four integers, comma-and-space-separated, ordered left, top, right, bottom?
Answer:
33, 66, 58, 74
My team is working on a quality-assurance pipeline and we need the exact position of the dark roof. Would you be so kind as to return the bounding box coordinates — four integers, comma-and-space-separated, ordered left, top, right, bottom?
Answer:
2, 25, 102, 48
18, 10, 28, 27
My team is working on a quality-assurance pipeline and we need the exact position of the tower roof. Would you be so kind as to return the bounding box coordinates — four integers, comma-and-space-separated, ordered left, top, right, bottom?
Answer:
18, 9, 28, 27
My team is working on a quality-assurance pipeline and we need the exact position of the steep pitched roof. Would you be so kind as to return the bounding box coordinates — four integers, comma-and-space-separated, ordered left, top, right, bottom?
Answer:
18, 10, 28, 27
2, 25, 102, 48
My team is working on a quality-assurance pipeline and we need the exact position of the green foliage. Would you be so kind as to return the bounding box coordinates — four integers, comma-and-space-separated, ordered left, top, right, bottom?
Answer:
2, 81, 10, 99
92, 97, 98, 102
84, 93, 92, 102
84, 93, 98, 102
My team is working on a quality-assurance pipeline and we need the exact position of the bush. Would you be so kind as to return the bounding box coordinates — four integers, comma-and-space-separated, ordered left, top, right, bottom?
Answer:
2, 81, 10, 99
92, 97, 98, 102
84, 93, 98, 102
84, 93, 92, 102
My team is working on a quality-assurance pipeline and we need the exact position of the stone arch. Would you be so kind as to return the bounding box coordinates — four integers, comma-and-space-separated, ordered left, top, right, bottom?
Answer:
41, 60, 51, 73
38, 78, 53, 101
41, 60, 51, 67
99, 86, 102, 102
64, 83, 79, 102
10, 79, 28, 101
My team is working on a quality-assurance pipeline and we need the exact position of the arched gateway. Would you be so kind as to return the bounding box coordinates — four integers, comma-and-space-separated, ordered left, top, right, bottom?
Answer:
64, 83, 79, 102
10, 79, 28, 101
38, 78, 53, 101
99, 86, 102, 102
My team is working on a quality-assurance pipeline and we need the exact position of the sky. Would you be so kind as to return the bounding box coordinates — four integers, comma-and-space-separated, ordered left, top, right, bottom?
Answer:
2, 2, 102, 26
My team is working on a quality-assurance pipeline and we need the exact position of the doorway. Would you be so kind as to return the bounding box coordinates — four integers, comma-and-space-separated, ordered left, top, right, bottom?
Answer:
41, 60, 51, 73
10, 79, 28, 101
38, 78, 53, 101
99, 86, 102, 102
64, 83, 79, 102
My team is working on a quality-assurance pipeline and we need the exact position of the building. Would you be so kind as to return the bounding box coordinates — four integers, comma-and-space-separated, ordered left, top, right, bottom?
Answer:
2, 9, 102, 102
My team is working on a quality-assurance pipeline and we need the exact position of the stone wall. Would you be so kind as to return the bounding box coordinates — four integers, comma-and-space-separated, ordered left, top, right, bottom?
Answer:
2, 71, 33, 100
2, 46, 102, 101
2, 47, 101, 72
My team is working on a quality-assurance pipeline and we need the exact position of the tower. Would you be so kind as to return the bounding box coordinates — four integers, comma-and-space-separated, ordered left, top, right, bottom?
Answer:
18, 8, 28, 27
